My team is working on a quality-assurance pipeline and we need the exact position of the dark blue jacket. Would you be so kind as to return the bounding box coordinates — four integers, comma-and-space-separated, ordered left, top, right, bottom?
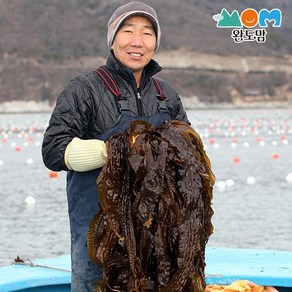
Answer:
42, 52, 189, 171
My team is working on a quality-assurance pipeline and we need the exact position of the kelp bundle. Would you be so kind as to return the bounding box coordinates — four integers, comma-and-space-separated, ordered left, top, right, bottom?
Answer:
88, 120, 215, 292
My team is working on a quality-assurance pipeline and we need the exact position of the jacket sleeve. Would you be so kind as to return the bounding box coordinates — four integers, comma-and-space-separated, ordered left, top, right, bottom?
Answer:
159, 79, 190, 124
171, 92, 190, 124
42, 76, 94, 171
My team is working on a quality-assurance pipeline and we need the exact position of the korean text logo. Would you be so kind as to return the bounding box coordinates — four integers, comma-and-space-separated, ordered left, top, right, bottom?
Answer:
213, 8, 282, 43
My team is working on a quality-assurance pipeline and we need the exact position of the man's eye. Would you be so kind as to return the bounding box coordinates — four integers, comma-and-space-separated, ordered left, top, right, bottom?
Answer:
144, 32, 153, 36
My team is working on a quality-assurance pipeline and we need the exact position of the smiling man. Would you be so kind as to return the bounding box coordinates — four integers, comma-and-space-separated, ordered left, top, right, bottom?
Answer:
111, 16, 156, 87
42, 1, 189, 291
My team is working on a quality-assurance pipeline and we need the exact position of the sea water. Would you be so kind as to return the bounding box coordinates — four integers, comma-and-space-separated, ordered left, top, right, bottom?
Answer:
0, 108, 291, 266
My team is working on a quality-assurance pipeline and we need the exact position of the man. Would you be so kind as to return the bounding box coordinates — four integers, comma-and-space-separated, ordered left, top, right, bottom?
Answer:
42, 1, 189, 291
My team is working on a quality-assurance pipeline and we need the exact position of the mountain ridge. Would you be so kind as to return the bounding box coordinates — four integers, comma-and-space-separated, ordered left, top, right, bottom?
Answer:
0, 0, 291, 105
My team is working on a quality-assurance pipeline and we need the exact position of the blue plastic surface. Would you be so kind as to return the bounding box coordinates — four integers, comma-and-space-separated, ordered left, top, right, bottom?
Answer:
0, 247, 292, 291
0, 255, 71, 292
205, 247, 292, 287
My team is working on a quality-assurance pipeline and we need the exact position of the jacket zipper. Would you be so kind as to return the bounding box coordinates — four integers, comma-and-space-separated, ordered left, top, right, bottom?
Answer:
136, 91, 143, 116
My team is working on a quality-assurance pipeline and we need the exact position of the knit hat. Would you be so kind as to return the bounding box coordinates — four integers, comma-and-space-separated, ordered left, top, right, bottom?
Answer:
107, 1, 161, 51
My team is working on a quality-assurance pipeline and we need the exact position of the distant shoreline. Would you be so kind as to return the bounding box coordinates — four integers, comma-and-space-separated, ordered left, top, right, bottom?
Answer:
0, 99, 291, 114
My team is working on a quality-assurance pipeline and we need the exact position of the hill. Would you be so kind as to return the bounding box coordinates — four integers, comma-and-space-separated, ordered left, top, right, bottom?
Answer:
0, 0, 291, 109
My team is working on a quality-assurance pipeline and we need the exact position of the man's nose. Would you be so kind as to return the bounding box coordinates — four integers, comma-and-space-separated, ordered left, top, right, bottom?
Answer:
130, 33, 143, 46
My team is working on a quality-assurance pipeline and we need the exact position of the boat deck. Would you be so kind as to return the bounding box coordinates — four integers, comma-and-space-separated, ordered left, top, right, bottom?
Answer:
206, 247, 292, 289
0, 247, 291, 291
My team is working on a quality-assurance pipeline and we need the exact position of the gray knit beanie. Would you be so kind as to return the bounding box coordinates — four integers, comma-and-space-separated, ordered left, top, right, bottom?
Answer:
107, 1, 161, 51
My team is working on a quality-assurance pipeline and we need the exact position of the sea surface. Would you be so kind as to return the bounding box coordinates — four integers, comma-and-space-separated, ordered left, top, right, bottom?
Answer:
0, 108, 291, 266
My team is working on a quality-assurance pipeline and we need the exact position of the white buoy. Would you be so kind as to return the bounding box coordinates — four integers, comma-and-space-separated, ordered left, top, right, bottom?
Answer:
247, 176, 256, 185
216, 180, 226, 191
286, 173, 292, 183
26, 158, 34, 165
0, 160, 4, 166
225, 179, 235, 187
259, 141, 266, 147
25, 196, 36, 205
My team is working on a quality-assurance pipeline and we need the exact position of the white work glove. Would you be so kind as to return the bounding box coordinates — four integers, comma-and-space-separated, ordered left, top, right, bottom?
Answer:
64, 137, 107, 172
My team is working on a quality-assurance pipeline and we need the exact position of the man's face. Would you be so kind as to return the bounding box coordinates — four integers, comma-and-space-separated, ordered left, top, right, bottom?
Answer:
111, 16, 156, 75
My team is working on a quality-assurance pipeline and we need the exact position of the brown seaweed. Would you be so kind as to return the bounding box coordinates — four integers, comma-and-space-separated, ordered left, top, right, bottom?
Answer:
87, 120, 215, 292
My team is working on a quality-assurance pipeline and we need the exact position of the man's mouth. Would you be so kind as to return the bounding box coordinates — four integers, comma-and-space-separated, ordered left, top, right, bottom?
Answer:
129, 53, 143, 57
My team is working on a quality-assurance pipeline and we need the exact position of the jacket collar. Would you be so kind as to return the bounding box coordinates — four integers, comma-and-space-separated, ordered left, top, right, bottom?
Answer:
106, 51, 162, 88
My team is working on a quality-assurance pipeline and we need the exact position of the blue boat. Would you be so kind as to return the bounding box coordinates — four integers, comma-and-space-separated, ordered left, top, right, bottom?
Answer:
0, 247, 291, 292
